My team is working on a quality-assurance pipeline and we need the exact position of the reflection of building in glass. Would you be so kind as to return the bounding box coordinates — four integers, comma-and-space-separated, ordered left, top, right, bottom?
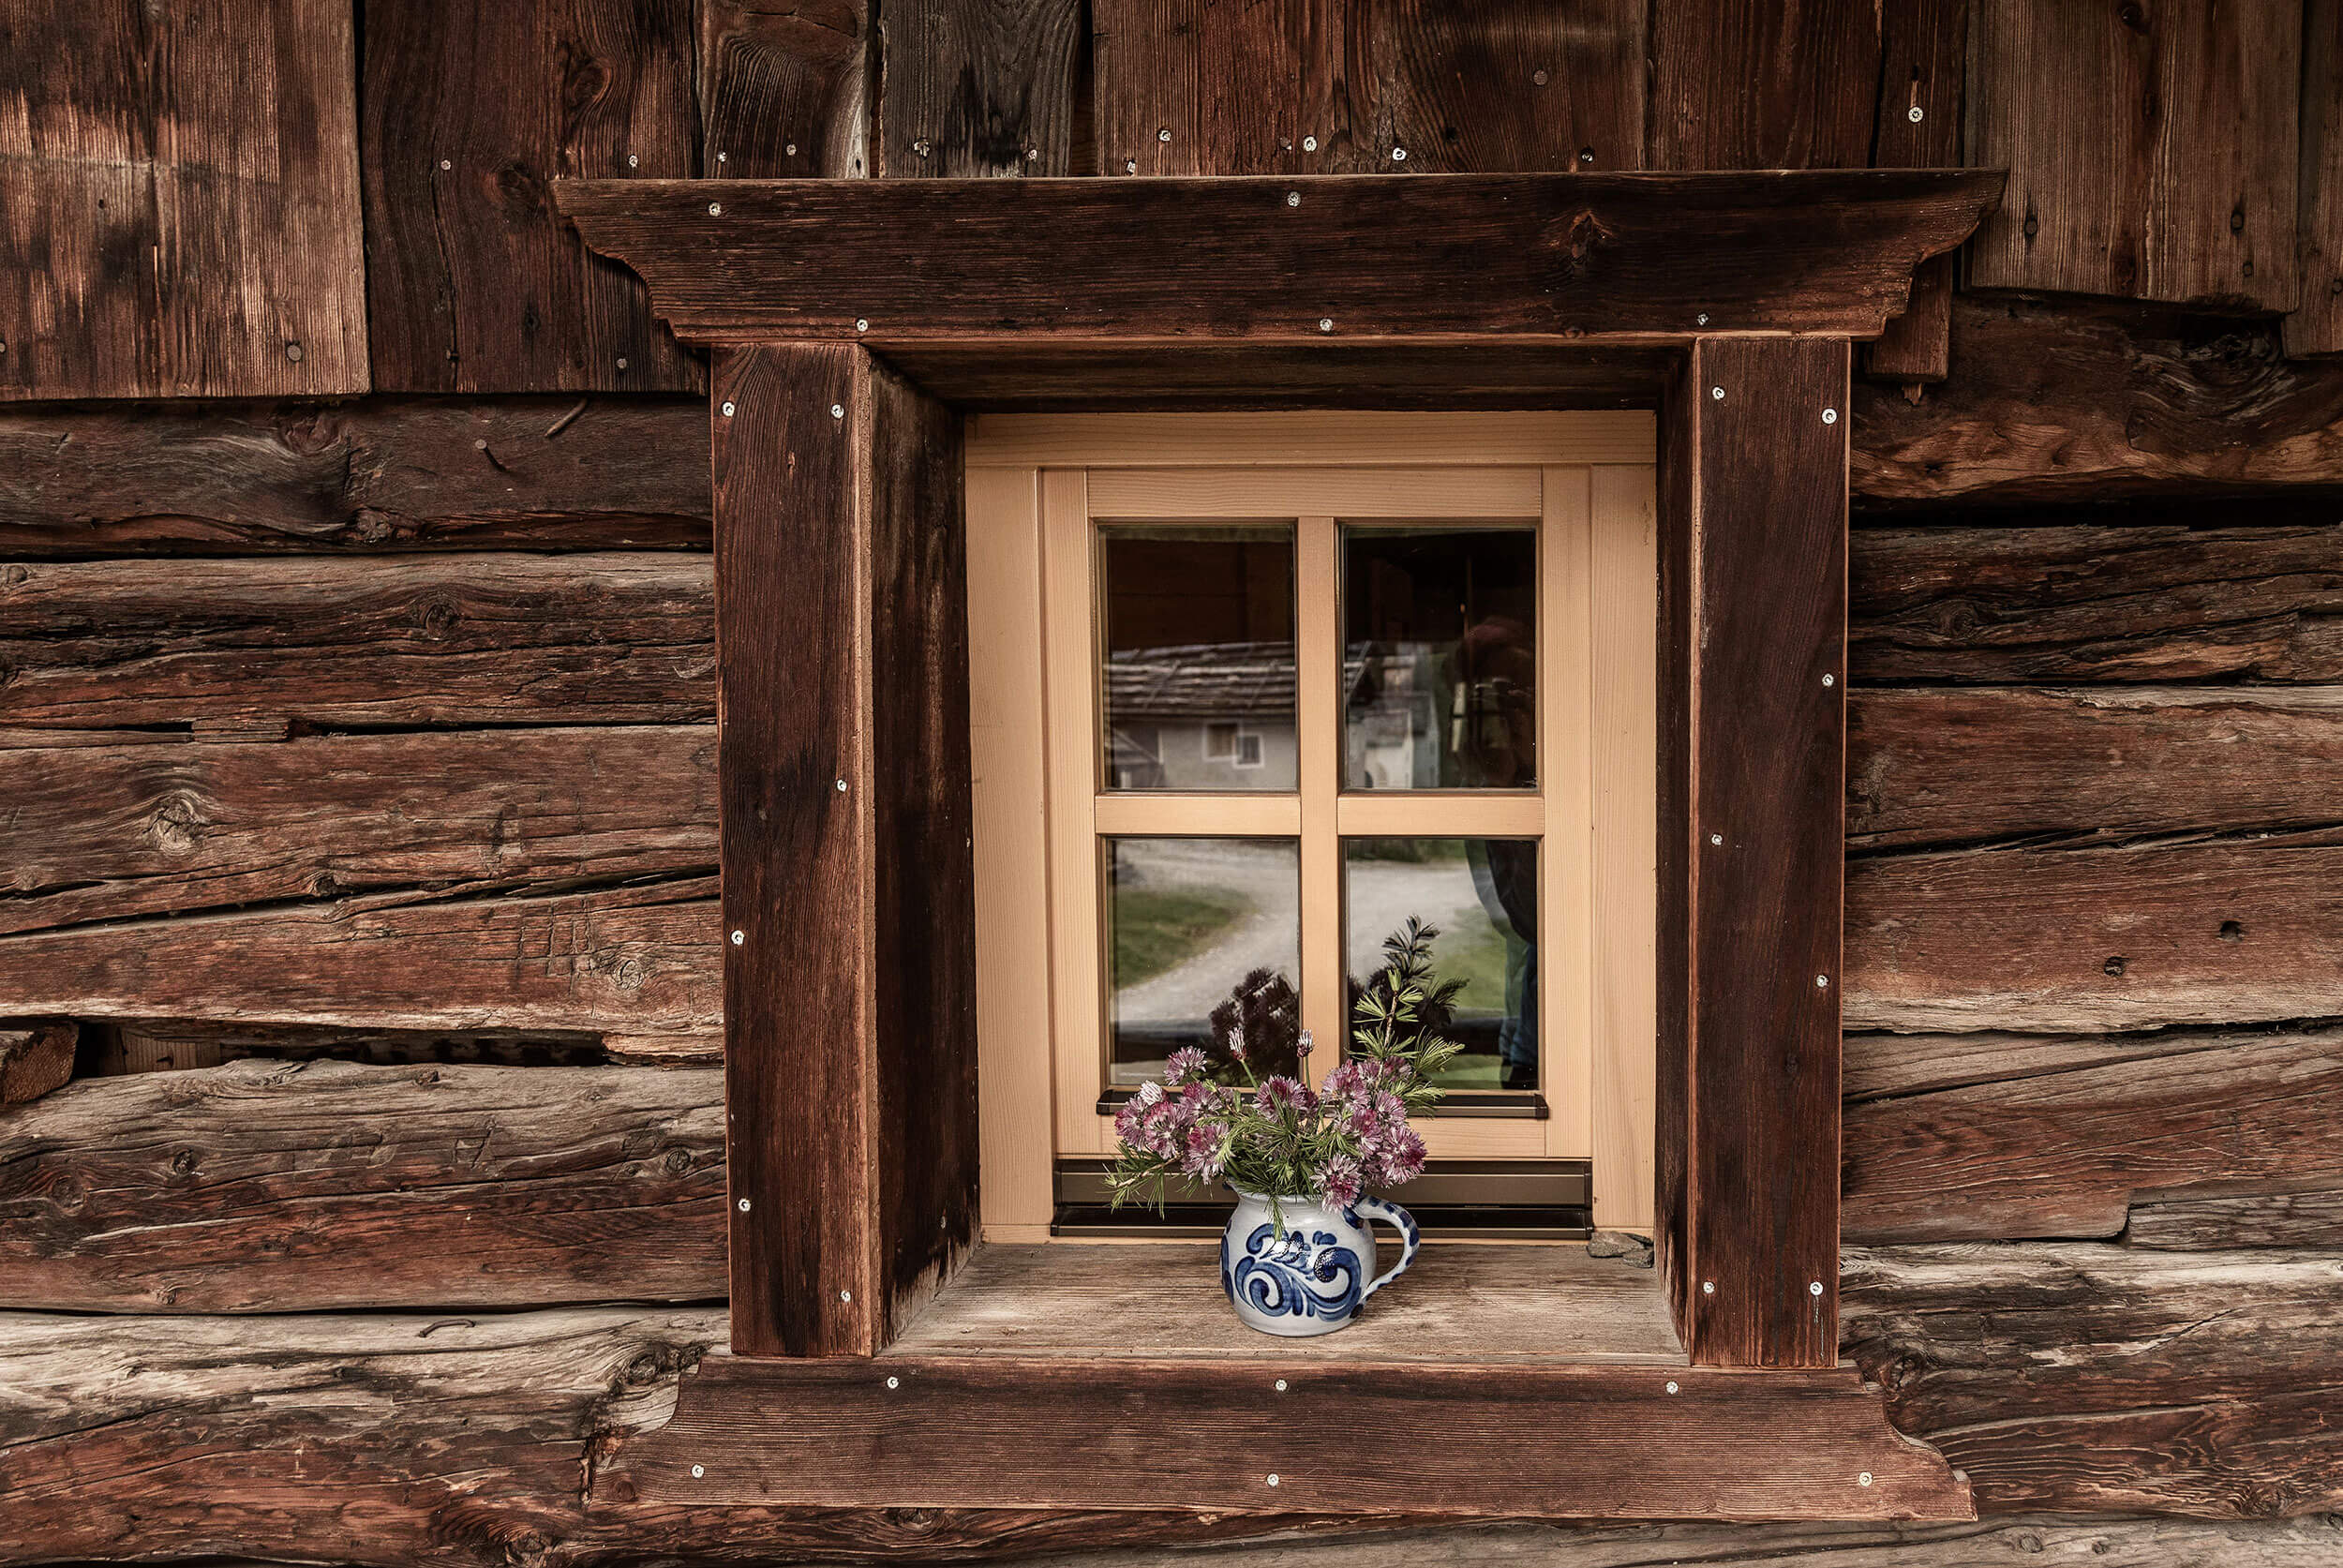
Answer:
1105, 640, 1299, 790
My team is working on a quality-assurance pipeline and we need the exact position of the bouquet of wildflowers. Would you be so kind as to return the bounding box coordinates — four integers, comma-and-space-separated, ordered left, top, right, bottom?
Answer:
1108, 918, 1462, 1226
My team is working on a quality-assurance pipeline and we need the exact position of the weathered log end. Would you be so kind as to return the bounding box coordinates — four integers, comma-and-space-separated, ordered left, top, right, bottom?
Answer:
0, 1021, 75, 1106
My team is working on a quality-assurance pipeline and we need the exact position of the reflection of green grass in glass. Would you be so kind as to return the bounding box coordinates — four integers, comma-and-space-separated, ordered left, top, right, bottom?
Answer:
1432, 920, 1514, 1012
1434, 1052, 1503, 1089
1347, 836, 1470, 864
1113, 887, 1254, 988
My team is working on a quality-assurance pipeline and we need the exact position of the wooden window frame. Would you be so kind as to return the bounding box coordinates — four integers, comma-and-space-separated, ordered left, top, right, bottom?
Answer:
963, 414, 1662, 1239
561, 171, 2001, 1525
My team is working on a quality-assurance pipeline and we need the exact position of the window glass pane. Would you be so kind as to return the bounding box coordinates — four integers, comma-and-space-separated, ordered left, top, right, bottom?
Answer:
1101, 526, 1297, 791
1343, 837, 1539, 1093
1343, 526, 1536, 790
1106, 836, 1301, 1085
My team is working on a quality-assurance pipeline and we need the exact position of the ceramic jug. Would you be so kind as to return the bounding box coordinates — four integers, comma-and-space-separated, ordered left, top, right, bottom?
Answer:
1218, 1187, 1420, 1337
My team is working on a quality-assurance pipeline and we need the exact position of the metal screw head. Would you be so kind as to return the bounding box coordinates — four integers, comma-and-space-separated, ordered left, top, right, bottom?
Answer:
721, 401, 737, 418
1816, 974, 1830, 988
1664, 1380, 1679, 1394
1907, 105, 1925, 123
1286, 190, 1300, 207
737, 1198, 751, 1212
1303, 135, 1318, 151
1810, 1280, 1825, 1297
628, 154, 639, 169
1158, 127, 1172, 142
285, 342, 305, 363
1822, 673, 1836, 687
886, 1375, 900, 1390
1709, 385, 1724, 400
717, 151, 727, 164
1027, 147, 1040, 161
1265, 1473, 1280, 1487
1709, 833, 1724, 846
1533, 69, 1549, 85
440, 158, 452, 171
829, 403, 844, 419
1859, 1471, 1875, 1486
1696, 312, 1709, 325
1822, 408, 1838, 425
1125, 158, 1138, 173
1275, 1379, 1289, 1392
840, 1289, 852, 1303
708, 202, 723, 216
912, 139, 931, 157
1391, 146, 1408, 162
1319, 318, 1334, 333
835, 778, 848, 792
691, 1463, 705, 1478
1578, 149, 1595, 164
616, 357, 629, 371
856, 319, 869, 332
1701, 1280, 1715, 1295
785, 142, 797, 157
730, 929, 745, 945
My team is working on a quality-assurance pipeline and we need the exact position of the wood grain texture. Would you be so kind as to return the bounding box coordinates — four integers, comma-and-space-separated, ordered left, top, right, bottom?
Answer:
701, 0, 868, 178
875, 0, 1082, 175
1092, 0, 1645, 177
1652, 355, 1696, 1344
1678, 337, 1849, 1369
2128, 1188, 2343, 1250
1967, 0, 2299, 311
1851, 296, 2343, 504
0, 1059, 724, 1311
0, 874, 718, 1040
1863, 0, 1966, 381
1847, 840, 2343, 1034
0, 0, 367, 400
1843, 1024, 2343, 1242
2289, 0, 2343, 354
363, 0, 701, 393
0, 1020, 73, 1104
1848, 688, 2343, 849
1649, 0, 1880, 168
0, 728, 715, 934
0, 397, 709, 555
0, 556, 714, 730
1849, 521, 2343, 683
557, 171, 2003, 343
715, 344, 976, 1356
616, 1354, 1969, 1519
1843, 1243, 2343, 1516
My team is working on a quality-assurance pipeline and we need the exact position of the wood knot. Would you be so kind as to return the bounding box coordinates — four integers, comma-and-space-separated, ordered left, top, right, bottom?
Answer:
147, 794, 206, 854
412, 593, 462, 639
663, 1147, 694, 1175
613, 956, 649, 991
0, 564, 28, 589
2103, 955, 2127, 977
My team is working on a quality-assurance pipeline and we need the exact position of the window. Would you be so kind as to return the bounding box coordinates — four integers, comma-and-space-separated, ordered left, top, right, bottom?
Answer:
967, 414, 1659, 1243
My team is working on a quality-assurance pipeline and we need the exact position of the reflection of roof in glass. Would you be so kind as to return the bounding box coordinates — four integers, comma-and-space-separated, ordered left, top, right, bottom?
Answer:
1106, 642, 1419, 721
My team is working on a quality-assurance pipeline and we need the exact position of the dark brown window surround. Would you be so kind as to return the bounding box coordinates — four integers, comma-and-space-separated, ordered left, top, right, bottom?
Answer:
561, 170, 2002, 1525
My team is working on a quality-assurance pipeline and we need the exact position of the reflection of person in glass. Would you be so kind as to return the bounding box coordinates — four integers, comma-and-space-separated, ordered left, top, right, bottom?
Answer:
1452, 617, 1538, 1090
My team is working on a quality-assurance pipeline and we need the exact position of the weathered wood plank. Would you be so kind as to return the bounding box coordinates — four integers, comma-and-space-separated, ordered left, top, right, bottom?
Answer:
0, 1060, 724, 1312
0, 875, 719, 1040
0, 0, 367, 400
701, 0, 868, 179
0, 728, 715, 934
1849, 521, 2343, 683
558, 172, 2002, 344
2128, 1188, 2343, 1250
0, 398, 709, 555
1850, 296, 2343, 504
1092, 0, 1645, 176
874, 0, 1082, 175
1848, 688, 2343, 849
2290, 0, 2343, 356
1967, 0, 2298, 312
1847, 840, 2343, 1034
1863, 0, 1965, 381
362, 0, 701, 393
1843, 1025, 2343, 1243
0, 556, 714, 731
1649, 0, 1879, 169
1843, 1244, 2343, 1516
618, 1355, 1968, 1519
1676, 337, 1849, 1368
0, 1020, 73, 1104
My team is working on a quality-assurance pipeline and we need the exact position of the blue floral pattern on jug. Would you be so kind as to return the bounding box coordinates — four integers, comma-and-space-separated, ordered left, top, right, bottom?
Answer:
1218, 1189, 1421, 1337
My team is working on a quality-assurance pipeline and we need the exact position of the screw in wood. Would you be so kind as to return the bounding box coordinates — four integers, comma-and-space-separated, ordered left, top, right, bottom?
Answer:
1701, 1280, 1714, 1295
730, 929, 744, 945
627, 154, 638, 169
1709, 833, 1723, 846
1392, 146, 1408, 161
708, 202, 723, 216
1858, 1471, 1874, 1486
721, 402, 736, 418
1287, 191, 1301, 207
1303, 135, 1318, 151
835, 778, 848, 792
1664, 1381, 1679, 1394
617, 358, 629, 371
785, 142, 798, 157
1579, 149, 1594, 163
1275, 1379, 1289, 1392
830, 403, 844, 419
1816, 975, 1830, 988
856, 319, 869, 332
840, 1290, 853, 1303
691, 1464, 705, 1478
1696, 313, 1709, 325
1125, 158, 1138, 173
1158, 127, 1172, 142
1533, 70, 1549, 85
1822, 673, 1836, 687
1810, 1280, 1825, 1296
717, 151, 727, 164
886, 1376, 900, 1390
737, 1198, 751, 1212
1319, 318, 1334, 333
284, 342, 304, 363
1709, 385, 1724, 400
1266, 1474, 1280, 1487
1822, 408, 1838, 425
1908, 105, 1925, 122
912, 140, 931, 157
440, 158, 452, 171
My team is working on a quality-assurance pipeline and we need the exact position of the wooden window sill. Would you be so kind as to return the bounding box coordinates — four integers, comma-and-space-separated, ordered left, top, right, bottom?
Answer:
886, 1241, 1686, 1366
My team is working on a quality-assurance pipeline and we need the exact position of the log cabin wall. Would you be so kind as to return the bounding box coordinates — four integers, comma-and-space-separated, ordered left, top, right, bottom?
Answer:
4, 1, 2343, 1560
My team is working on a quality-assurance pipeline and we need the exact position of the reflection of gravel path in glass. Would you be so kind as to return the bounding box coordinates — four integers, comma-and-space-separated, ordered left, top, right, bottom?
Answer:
1112, 843, 1485, 1025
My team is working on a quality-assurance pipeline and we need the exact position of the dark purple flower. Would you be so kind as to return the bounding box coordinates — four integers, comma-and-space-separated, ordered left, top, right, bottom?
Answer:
1163, 1047, 1208, 1086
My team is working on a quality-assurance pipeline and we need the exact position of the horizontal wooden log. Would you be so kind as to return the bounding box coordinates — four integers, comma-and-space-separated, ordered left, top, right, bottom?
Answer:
1849, 688, 2343, 849
1843, 1025, 2343, 1243
559, 172, 2000, 343
0, 399, 707, 555
2127, 1189, 2343, 1250
1843, 1244, 2343, 1516
1846, 840, 2343, 1034
1, 728, 714, 933
0, 1020, 73, 1104
0, 876, 719, 1042
0, 555, 714, 731
1852, 296, 2343, 505
0, 1060, 724, 1311
1848, 521, 2343, 684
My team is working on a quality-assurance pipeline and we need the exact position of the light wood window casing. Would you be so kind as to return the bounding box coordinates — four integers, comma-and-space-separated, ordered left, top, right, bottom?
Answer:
969, 413, 1658, 1243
